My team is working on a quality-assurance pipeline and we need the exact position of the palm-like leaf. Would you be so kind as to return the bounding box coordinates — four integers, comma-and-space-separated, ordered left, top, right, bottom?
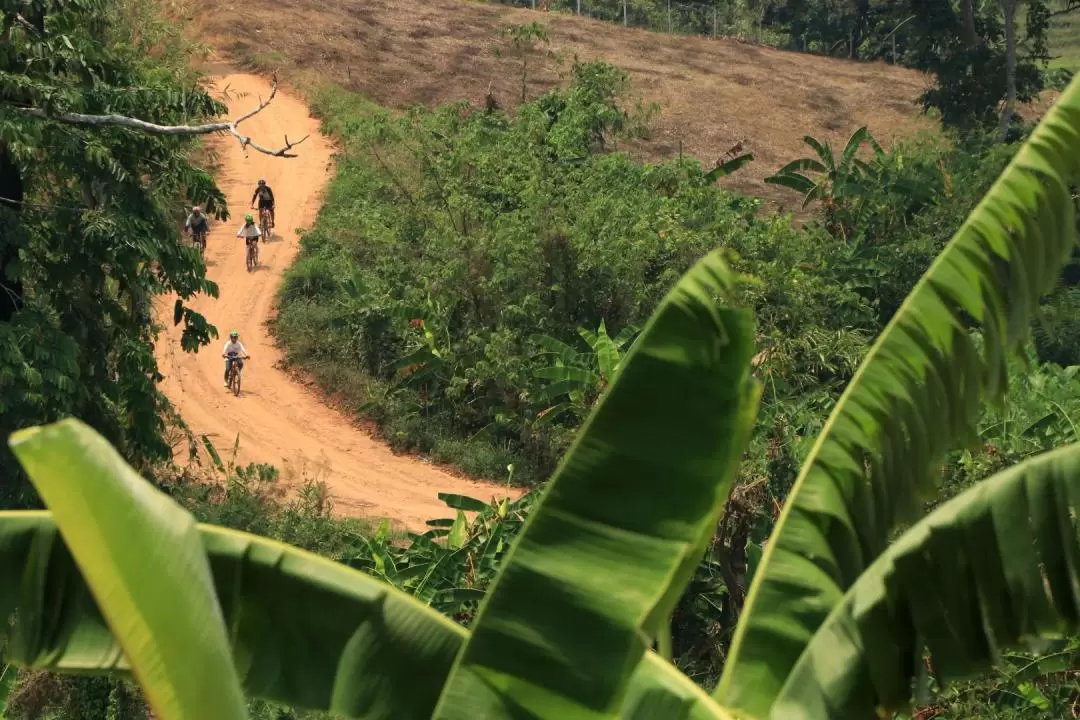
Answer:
762, 171, 817, 196
716, 75, 1080, 718
703, 152, 755, 183
433, 250, 760, 718
7, 420, 247, 720
532, 333, 582, 366
838, 126, 870, 172
772, 443, 1080, 719
802, 135, 835, 172
0, 508, 731, 719
590, 319, 621, 381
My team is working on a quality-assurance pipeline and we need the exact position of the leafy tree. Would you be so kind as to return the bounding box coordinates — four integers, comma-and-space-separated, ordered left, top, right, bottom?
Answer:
2, 72, 1080, 720
495, 22, 555, 102
0, 0, 307, 506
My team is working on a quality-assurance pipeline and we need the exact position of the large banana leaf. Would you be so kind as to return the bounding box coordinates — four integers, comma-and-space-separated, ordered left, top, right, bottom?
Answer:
8, 420, 247, 720
0, 508, 732, 719
433, 250, 761, 719
717, 75, 1080, 718
772, 443, 1080, 719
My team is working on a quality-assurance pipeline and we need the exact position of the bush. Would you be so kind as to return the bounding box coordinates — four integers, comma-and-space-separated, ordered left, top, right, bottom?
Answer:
275, 61, 866, 485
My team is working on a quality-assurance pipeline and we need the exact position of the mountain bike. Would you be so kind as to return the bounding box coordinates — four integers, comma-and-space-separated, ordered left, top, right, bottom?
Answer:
259, 207, 272, 241
191, 227, 207, 255
245, 237, 259, 272
226, 352, 244, 396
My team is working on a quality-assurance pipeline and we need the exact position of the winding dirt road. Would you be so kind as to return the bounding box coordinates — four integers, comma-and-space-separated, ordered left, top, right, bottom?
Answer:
155, 73, 517, 532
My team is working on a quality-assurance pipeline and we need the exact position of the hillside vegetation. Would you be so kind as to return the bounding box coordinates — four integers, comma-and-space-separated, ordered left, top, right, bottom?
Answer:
194, 0, 933, 204
8, 0, 1080, 718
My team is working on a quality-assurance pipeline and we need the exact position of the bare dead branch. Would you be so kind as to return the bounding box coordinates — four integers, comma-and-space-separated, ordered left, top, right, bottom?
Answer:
12, 73, 309, 157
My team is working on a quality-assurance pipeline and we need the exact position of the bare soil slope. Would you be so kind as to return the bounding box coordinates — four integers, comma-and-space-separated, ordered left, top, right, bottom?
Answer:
197, 0, 934, 202
155, 72, 517, 532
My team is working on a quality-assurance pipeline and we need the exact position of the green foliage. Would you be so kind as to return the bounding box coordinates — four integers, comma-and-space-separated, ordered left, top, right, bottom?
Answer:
496, 22, 555, 102
9, 421, 246, 719
6, 82, 1080, 717
530, 319, 638, 426
765, 126, 887, 239
717, 72, 1080, 718
772, 444, 1080, 718
435, 251, 759, 718
0, 0, 226, 505
274, 62, 764, 485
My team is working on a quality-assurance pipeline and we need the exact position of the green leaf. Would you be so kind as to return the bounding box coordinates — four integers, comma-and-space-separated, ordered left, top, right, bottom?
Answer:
839, 126, 870, 171
0, 509, 728, 720
534, 380, 584, 404
717, 74, 1080, 718
534, 402, 575, 427
448, 510, 469, 550
530, 333, 581, 366
771, 444, 1080, 718
801, 135, 835, 171
703, 152, 755, 183
535, 365, 600, 385
8, 419, 247, 720
433, 250, 760, 718
763, 171, 816, 195
592, 319, 620, 382
438, 493, 490, 512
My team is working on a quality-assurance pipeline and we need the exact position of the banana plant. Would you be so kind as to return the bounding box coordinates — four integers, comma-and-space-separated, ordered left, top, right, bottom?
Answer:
716, 73, 1080, 718
530, 319, 638, 426
2, 69, 1080, 720
765, 126, 884, 239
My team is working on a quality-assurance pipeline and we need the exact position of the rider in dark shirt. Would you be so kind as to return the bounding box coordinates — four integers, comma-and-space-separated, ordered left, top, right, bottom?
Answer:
250, 179, 275, 229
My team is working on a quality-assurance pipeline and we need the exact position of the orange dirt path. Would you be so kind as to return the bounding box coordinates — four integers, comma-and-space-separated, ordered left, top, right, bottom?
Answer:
155, 72, 519, 532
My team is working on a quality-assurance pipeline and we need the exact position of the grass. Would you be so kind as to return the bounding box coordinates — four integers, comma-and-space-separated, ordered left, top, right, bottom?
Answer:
1050, 10, 1080, 71
194, 0, 934, 206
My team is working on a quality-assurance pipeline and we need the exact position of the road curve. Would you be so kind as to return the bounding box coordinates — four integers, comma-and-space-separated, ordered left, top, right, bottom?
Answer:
155, 72, 518, 532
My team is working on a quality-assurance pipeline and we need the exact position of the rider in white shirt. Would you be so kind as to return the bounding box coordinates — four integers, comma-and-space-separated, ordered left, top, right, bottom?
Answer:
222, 330, 250, 388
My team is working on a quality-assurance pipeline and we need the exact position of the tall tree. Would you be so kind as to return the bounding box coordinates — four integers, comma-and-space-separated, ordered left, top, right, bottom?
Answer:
0, 0, 301, 504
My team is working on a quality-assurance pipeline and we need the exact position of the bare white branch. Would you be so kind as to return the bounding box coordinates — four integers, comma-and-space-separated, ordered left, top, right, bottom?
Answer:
13, 74, 308, 158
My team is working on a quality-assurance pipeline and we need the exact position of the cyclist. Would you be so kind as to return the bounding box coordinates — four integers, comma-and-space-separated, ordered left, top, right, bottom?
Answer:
236, 212, 262, 257
222, 330, 250, 388
250, 178, 275, 231
184, 205, 210, 246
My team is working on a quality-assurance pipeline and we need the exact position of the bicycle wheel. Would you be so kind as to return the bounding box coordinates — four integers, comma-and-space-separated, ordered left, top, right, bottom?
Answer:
231, 366, 241, 396
246, 244, 255, 272
260, 210, 271, 240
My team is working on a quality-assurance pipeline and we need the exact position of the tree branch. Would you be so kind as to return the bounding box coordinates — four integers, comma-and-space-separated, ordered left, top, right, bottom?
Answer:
12, 74, 310, 158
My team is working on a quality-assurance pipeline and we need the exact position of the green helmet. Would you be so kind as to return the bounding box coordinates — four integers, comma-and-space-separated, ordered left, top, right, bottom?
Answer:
229, 330, 239, 338
245, 213, 254, 222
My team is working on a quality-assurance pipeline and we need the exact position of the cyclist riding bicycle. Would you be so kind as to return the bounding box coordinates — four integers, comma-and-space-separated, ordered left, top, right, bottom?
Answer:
236, 212, 262, 246
222, 330, 250, 388
184, 205, 210, 243
250, 178, 275, 230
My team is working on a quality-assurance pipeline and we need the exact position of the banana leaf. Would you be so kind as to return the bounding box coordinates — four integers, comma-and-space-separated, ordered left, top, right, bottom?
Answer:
433, 250, 761, 719
8, 421, 246, 720
772, 443, 1080, 719
717, 74, 1080, 718
0, 507, 731, 720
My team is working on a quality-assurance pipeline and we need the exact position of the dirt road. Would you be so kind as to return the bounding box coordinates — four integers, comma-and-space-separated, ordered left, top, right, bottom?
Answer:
155, 73, 517, 532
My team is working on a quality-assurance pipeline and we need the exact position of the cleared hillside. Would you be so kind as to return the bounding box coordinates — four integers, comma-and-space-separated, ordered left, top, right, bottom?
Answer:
196, 0, 935, 204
